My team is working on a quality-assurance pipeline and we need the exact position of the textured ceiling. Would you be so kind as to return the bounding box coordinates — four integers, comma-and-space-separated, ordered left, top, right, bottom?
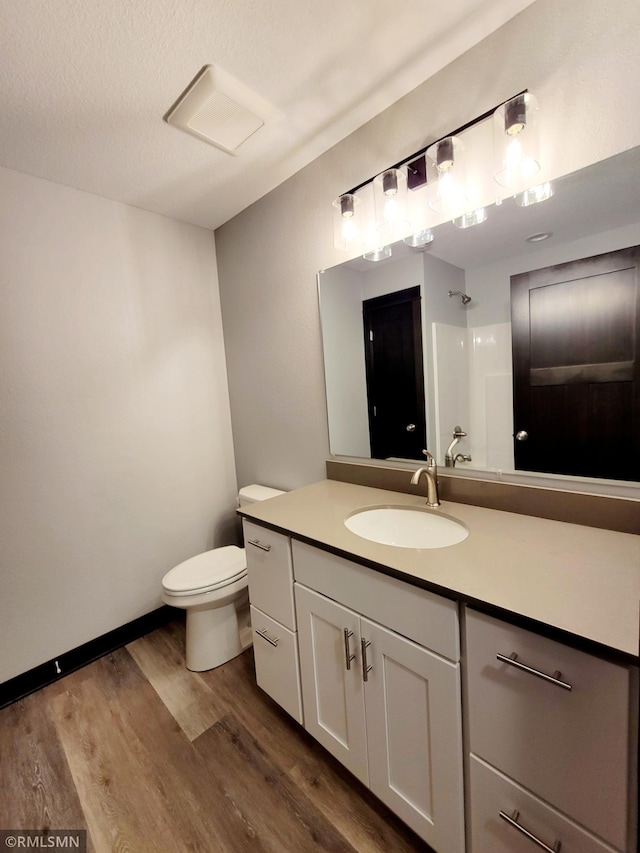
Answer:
0, 0, 535, 230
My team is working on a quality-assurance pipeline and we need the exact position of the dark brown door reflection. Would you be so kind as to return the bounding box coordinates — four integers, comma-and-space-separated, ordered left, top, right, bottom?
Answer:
363, 286, 427, 461
511, 246, 639, 481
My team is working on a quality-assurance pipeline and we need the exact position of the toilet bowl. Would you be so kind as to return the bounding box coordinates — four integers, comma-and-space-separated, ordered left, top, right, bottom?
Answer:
161, 484, 284, 672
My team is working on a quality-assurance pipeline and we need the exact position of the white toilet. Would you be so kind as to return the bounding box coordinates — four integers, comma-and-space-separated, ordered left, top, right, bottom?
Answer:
161, 484, 284, 671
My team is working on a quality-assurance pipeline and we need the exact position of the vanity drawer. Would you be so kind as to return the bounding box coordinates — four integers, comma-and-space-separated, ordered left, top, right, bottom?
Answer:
469, 754, 618, 853
292, 540, 458, 661
243, 520, 295, 630
465, 609, 632, 850
250, 605, 302, 724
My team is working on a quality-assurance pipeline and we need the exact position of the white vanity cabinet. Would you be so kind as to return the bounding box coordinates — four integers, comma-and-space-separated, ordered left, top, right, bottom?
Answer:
293, 541, 465, 853
243, 520, 303, 723
242, 507, 638, 853
465, 609, 637, 853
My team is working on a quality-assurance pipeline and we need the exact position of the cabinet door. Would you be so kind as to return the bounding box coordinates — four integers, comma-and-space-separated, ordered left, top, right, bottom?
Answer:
243, 520, 296, 630
363, 619, 465, 853
250, 605, 303, 724
295, 584, 369, 785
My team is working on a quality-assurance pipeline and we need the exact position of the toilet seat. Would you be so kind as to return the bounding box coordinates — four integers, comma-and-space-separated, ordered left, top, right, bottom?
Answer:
162, 546, 246, 597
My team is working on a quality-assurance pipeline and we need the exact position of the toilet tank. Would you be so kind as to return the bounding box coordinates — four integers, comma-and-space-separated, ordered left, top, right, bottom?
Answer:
238, 484, 285, 506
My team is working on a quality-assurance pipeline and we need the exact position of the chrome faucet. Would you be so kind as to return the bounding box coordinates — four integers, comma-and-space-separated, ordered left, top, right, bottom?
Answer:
445, 425, 471, 468
410, 450, 440, 507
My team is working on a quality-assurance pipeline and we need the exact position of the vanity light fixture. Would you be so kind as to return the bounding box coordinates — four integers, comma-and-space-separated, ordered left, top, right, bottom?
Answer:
493, 92, 541, 189
331, 90, 541, 253
453, 207, 488, 229
514, 182, 554, 207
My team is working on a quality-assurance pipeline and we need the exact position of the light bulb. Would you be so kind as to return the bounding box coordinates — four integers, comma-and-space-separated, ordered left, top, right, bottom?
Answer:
493, 93, 541, 188
434, 169, 466, 214
341, 217, 357, 244
426, 136, 467, 215
506, 137, 522, 169
332, 193, 361, 252
373, 168, 408, 238
383, 196, 398, 223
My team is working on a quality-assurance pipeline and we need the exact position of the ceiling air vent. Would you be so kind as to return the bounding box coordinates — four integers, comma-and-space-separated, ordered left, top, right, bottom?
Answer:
164, 65, 275, 156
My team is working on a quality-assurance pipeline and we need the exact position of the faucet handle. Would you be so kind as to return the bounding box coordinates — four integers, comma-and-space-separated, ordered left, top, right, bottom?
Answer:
421, 449, 436, 465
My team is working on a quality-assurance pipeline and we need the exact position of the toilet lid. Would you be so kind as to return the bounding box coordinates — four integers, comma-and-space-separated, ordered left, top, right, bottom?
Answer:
162, 546, 247, 596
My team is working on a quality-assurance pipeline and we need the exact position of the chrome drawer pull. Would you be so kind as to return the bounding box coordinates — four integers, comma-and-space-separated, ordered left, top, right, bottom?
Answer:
255, 628, 279, 647
497, 652, 572, 691
343, 629, 355, 670
500, 809, 561, 852
361, 638, 372, 682
248, 538, 272, 552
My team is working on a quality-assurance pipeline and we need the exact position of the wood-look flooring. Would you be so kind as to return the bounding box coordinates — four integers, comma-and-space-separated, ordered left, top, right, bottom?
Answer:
0, 619, 430, 852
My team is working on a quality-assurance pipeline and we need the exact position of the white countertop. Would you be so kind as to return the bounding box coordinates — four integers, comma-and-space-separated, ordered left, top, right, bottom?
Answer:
239, 479, 640, 659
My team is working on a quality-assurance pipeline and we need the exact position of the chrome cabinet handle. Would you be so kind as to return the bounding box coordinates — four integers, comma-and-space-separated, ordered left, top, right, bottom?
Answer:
255, 628, 279, 647
499, 809, 562, 852
406, 423, 416, 432
497, 652, 572, 691
343, 629, 355, 670
515, 430, 529, 441
361, 638, 372, 682
248, 539, 272, 552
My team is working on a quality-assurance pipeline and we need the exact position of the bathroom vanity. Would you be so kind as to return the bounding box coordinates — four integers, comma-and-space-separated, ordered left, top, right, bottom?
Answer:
239, 479, 640, 853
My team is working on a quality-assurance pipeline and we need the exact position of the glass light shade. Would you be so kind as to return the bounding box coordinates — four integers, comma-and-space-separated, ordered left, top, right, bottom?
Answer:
373, 168, 409, 240
403, 229, 434, 248
332, 193, 361, 252
452, 207, 488, 229
493, 93, 541, 189
362, 244, 392, 262
514, 182, 554, 207
426, 136, 468, 216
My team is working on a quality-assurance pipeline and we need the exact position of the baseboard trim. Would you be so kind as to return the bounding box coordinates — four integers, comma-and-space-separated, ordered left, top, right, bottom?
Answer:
0, 606, 174, 710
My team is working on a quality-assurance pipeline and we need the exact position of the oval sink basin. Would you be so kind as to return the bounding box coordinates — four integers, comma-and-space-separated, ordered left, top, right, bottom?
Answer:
344, 505, 468, 549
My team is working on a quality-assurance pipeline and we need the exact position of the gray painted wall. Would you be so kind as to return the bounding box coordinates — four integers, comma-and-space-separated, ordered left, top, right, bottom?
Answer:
319, 264, 370, 457
215, 0, 640, 490
0, 167, 237, 682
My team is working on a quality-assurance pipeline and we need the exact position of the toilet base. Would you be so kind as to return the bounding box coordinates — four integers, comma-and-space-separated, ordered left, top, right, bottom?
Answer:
185, 599, 252, 672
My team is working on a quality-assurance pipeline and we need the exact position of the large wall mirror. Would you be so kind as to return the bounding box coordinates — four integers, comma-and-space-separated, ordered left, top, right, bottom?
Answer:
318, 145, 640, 495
